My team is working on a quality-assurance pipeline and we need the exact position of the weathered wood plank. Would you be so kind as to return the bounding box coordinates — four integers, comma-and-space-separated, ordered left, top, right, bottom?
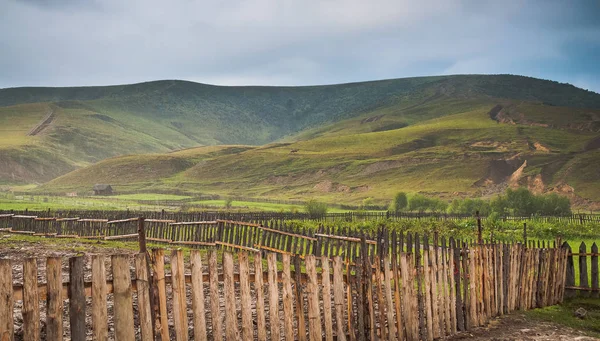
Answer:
423, 248, 434, 341
255, 252, 268, 341
0, 259, 13, 341
91, 255, 108, 341
208, 250, 223, 341
135, 253, 154, 341
190, 250, 208, 341
268, 252, 281, 341
112, 255, 135, 341
333, 257, 347, 341
239, 252, 253, 341
383, 256, 397, 340
152, 249, 171, 341
306, 255, 323, 341
69, 256, 86, 341
282, 254, 295, 341
23, 258, 40, 341
321, 257, 334, 341
223, 252, 239, 341
46, 257, 63, 341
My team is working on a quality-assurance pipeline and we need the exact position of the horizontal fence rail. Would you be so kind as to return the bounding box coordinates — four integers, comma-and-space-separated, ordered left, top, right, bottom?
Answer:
1, 239, 568, 341
2, 209, 599, 224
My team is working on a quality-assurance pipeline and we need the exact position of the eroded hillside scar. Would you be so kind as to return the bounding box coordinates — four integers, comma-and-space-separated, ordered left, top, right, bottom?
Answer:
27, 109, 55, 136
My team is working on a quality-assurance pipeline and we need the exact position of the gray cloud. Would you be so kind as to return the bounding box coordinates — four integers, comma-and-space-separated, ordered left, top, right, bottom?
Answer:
1, 0, 599, 92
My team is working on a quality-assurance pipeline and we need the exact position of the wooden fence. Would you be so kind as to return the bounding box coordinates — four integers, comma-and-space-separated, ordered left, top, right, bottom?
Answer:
1, 239, 568, 341
564, 241, 600, 297
2, 209, 599, 224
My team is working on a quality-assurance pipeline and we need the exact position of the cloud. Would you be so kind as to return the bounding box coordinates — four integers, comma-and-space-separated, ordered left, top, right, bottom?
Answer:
0, 0, 599, 92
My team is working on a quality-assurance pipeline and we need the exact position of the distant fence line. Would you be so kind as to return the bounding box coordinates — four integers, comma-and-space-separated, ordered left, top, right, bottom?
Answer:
1, 209, 599, 224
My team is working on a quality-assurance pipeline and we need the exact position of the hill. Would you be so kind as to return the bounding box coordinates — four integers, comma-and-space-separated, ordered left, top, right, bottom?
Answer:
2, 74, 600, 205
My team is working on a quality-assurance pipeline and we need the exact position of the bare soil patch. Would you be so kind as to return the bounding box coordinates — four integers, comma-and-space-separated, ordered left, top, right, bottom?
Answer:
450, 314, 598, 341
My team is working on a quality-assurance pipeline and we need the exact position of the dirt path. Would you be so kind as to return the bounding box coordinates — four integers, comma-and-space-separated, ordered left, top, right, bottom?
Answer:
450, 313, 598, 341
27, 109, 55, 136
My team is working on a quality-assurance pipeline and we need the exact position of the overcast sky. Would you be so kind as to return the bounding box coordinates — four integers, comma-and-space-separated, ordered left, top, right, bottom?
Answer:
1, 0, 599, 92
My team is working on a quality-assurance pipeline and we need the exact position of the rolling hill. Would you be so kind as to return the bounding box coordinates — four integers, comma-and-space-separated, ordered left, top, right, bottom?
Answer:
2, 74, 600, 206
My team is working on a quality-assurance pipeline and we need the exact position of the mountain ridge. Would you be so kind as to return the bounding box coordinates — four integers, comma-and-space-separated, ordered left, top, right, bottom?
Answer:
1, 74, 599, 206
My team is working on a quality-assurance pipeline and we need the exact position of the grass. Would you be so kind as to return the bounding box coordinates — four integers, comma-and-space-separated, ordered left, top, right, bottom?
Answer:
525, 297, 600, 337
109, 193, 192, 201
1, 75, 598, 206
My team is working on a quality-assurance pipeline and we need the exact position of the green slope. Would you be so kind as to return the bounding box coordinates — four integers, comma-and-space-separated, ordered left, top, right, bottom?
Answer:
2, 74, 600, 195
43, 102, 600, 205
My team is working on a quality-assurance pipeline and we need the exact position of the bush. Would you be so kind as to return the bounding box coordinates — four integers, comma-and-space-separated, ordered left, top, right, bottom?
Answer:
408, 194, 447, 212
390, 192, 408, 213
304, 199, 328, 218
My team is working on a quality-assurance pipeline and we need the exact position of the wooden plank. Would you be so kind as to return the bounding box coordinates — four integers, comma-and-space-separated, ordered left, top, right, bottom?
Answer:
442, 245, 452, 335
392, 250, 405, 341
563, 242, 575, 299
69, 256, 86, 340
294, 255, 308, 341
264, 226, 317, 241
223, 252, 239, 341
0, 259, 13, 341
208, 250, 223, 341
152, 249, 171, 341
104, 233, 138, 240
580, 242, 589, 297
282, 255, 295, 341
23, 258, 40, 340
255, 252, 268, 341
267, 252, 281, 341
91, 255, 108, 341
169, 221, 217, 226
333, 257, 347, 341
375, 257, 387, 341
306, 255, 323, 341
46, 257, 63, 341
135, 253, 154, 341
215, 241, 259, 252
112, 255, 135, 341
383, 256, 397, 341
190, 250, 208, 341
239, 252, 253, 341
171, 250, 189, 341
321, 257, 334, 341
592, 243, 598, 299
107, 217, 139, 224
346, 260, 356, 341
423, 248, 434, 341
469, 247, 478, 327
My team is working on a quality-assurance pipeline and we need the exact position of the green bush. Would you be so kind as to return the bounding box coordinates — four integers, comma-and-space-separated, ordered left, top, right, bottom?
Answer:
304, 199, 328, 218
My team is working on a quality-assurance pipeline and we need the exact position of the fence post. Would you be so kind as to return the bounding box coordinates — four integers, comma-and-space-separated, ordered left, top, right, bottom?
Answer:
138, 217, 147, 253
580, 242, 589, 297
563, 242, 575, 298
476, 211, 482, 245
523, 223, 527, 245
592, 243, 598, 299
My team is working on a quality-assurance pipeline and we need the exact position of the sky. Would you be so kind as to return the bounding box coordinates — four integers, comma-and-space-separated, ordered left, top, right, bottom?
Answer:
1, 0, 599, 93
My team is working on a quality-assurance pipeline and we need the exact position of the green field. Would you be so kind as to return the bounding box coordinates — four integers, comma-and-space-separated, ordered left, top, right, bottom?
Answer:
1, 74, 599, 207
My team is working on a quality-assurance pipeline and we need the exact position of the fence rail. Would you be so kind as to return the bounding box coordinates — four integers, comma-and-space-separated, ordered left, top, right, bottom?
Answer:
2, 209, 599, 224
1, 239, 568, 341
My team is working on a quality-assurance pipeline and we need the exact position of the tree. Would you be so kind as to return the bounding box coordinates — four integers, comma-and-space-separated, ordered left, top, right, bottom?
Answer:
224, 197, 233, 209
304, 199, 328, 218
390, 192, 408, 213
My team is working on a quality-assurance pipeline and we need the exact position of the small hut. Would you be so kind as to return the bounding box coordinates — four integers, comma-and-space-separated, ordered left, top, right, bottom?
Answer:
93, 184, 113, 195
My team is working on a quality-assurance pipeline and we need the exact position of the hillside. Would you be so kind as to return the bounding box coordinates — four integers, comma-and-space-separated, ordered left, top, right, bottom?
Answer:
44, 101, 600, 205
2, 74, 600, 205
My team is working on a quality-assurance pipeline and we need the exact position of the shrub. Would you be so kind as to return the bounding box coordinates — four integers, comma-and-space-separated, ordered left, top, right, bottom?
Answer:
304, 199, 328, 218
390, 192, 408, 213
